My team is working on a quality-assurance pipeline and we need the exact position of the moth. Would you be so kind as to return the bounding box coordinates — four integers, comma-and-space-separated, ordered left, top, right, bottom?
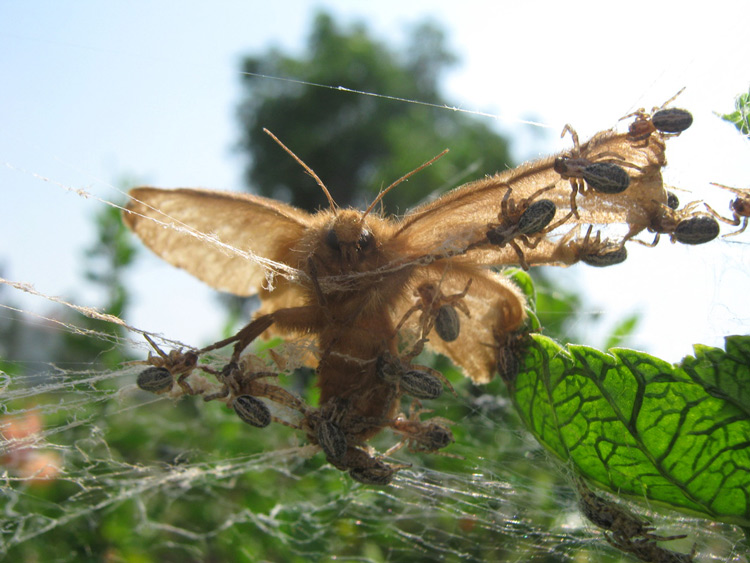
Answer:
123, 123, 672, 463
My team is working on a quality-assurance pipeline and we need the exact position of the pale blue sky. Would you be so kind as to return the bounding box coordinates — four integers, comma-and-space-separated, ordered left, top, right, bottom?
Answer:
2, 1, 750, 362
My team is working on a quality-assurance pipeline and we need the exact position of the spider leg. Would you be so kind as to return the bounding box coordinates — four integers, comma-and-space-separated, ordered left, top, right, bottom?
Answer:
725, 217, 749, 237
704, 203, 741, 226
508, 239, 530, 270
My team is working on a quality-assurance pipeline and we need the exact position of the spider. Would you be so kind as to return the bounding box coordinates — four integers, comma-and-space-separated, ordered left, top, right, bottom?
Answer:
492, 326, 533, 384
554, 125, 634, 216
555, 225, 628, 268
135, 334, 201, 395
576, 477, 689, 562
470, 184, 568, 270
326, 445, 409, 486
704, 182, 750, 237
627, 201, 720, 246
394, 279, 472, 343
302, 398, 352, 460
377, 350, 456, 400
202, 357, 306, 429
621, 89, 693, 145
605, 536, 695, 563
386, 402, 455, 456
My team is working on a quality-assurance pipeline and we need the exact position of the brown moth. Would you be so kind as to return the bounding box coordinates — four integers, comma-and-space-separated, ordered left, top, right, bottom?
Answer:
123, 123, 671, 448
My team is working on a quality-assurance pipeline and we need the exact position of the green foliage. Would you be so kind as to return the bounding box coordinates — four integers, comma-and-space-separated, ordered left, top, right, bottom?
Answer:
719, 88, 750, 137
510, 333, 750, 526
237, 11, 512, 213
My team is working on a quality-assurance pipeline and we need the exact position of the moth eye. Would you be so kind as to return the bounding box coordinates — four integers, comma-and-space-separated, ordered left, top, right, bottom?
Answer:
325, 228, 340, 251
358, 229, 374, 251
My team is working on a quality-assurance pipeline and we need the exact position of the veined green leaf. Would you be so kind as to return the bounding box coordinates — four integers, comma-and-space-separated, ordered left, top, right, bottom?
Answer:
510, 334, 750, 526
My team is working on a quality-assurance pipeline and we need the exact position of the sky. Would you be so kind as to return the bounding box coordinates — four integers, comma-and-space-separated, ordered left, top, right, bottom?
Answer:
2, 1, 750, 364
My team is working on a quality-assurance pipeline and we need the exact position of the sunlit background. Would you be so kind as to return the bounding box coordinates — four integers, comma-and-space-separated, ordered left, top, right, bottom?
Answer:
2, 0, 750, 362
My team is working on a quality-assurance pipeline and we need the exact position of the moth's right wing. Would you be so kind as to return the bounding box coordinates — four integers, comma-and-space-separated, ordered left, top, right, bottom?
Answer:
124, 187, 312, 296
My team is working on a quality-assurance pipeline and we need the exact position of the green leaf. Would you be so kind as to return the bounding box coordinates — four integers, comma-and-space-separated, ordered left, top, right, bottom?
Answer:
603, 313, 639, 350
510, 334, 750, 526
719, 90, 750, 137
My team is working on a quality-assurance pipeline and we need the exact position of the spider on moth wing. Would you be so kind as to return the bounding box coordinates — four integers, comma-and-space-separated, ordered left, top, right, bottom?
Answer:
394, 279, 472, 344
466, 184, 571, 270
625, 200, 720, 246
553, 224, 628, 268
554, 125, 637, 217
385, 401, 456, 457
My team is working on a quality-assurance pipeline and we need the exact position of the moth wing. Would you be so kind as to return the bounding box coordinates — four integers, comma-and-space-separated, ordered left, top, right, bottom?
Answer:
395, 132, 667, 262
124, 187, 311, 296
393, 163, 561, 259
397, 262, 527, 384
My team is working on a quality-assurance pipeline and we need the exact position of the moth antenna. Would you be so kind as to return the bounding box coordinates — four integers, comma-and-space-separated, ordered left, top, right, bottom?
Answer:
362, 149, 449, 220
263, 128, 338, 213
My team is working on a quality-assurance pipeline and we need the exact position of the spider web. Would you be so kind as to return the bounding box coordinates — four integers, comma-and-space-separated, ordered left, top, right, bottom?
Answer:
2, 9, 750, 562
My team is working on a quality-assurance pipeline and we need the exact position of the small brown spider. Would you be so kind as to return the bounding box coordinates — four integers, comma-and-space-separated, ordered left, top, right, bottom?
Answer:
202, 358, 306, 430
576, 477, 688, 562
704, 182, 750, 237
492, 326, 533, 384
555, 125, 635, 216
626, 201, 720, 246
302, 398, 352, 460
326, 446, 409, 486
605, 535, 695, 563
377, 349, 456, 400
136, 334, 200, 395
621, 89, 693, 145
468, 185, 568, 269
395, 279, 472, 343
386, 402, 456, 456
554, 225, 627, 268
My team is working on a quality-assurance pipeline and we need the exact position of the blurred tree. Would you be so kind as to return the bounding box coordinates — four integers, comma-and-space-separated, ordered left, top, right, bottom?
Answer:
237, 11, 512, 213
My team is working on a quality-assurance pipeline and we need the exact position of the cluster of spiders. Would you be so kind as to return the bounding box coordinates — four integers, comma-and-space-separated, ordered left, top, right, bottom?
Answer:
135, 300, 464, 484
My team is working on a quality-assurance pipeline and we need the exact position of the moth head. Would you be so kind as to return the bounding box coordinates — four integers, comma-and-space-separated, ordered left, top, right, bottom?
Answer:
324, 210, 376, 264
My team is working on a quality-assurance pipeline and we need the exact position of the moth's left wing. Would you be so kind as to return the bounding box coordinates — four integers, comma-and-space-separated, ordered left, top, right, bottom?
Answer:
124, 187, 312, 296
